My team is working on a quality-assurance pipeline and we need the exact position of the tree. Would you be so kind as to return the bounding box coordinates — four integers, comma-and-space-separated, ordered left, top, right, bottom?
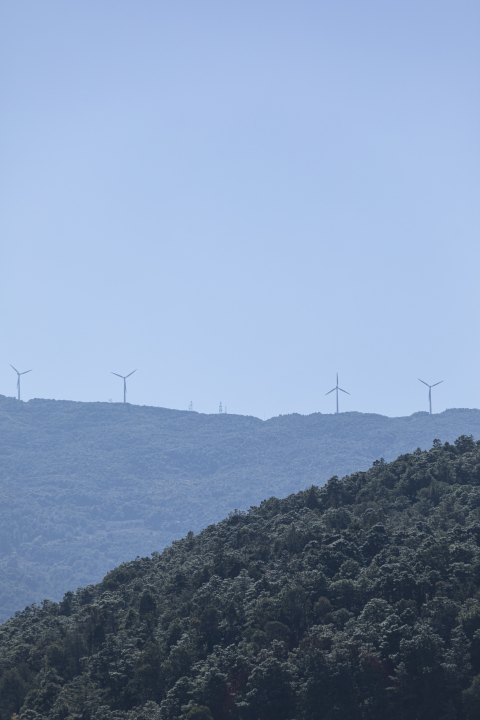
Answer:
185, 706, 213, 720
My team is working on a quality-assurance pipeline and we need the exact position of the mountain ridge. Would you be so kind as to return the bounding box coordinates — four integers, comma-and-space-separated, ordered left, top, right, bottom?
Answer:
1, 394, 480, 624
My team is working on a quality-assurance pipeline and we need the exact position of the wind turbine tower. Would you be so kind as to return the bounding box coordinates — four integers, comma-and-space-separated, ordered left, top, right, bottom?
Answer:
418, 379, 443, 415
10, 365, 32, 401
111, 370, 136, 404
325, 373, 350, 414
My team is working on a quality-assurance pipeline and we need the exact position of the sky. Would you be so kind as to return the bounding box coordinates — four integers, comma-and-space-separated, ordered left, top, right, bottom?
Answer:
1, 0, 479, 419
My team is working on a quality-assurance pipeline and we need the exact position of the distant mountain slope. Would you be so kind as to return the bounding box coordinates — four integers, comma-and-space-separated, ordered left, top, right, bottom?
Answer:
1, 435, 480, 719
1, 394, 480, 622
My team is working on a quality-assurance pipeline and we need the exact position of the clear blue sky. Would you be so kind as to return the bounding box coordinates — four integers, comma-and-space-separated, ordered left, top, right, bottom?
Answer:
1, 1, 479, 418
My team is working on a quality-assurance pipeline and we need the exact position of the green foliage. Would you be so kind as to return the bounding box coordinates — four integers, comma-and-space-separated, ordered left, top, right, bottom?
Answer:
185, 706, 214, 720
0, 665, 32, 718
2, 394, 480, 623
2, 437, 480, 718
463, 674, 480, 719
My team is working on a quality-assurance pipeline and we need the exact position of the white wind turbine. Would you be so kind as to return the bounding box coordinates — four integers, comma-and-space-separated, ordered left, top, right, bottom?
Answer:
10, 365, 32, 401
325, 373, 350, 414
111, 370, 136, 403
418, 378, 443, 415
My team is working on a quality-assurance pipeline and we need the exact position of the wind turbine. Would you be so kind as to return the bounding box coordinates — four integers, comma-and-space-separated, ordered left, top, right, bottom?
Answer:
10, 365, 32, 401
111, 370, 136, 404
325, 373, 350, 414
418, 379, 443, 415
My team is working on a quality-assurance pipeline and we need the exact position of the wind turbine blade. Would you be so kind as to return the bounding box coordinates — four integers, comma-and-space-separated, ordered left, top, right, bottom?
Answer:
418, 379, 429, 387
111, 372, 123, 378
126, 370, 137, 378
338, 387, 350, 394
10, 365, 19, 374
325, 388, 336, 395
431, 381, 443, 387
20, 370, 32, 375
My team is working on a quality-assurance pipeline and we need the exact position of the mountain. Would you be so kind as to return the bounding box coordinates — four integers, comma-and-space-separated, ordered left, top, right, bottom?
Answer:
1, 394, 480, 623
1, 435, 480, 719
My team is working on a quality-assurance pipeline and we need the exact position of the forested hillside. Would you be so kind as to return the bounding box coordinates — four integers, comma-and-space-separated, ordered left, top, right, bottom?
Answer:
2, 395, 480, 623
0, 396, 480, 620
2, 436, 480, 719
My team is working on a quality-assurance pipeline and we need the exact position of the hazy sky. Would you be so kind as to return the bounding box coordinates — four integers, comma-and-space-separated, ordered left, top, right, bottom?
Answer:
1, 1, 479, 419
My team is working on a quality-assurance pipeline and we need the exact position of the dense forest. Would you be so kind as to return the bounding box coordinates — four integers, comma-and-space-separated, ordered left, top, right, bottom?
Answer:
2, 435, 480, 719
2, 394, 480, 623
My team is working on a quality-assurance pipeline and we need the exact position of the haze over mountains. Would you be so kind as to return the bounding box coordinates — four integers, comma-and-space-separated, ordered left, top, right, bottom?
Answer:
2, 394, 480, 622
2, 434, 480, 719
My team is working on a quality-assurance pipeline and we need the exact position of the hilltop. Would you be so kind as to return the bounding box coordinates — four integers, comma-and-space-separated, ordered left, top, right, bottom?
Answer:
1, 436, 480, 719
1, 394, 480, 622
